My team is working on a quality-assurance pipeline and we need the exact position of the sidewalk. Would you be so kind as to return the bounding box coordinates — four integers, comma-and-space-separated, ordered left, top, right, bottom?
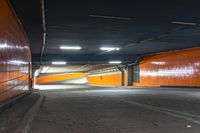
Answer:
0, 91, 40, 133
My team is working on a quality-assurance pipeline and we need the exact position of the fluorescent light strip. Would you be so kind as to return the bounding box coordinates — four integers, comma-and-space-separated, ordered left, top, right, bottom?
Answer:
90, 14, 132, 20
52, 61, 67, 65
109, 61, 122, 64
60, 46, 81, 50
171, 21, 197, 26
100, 47, 120, 51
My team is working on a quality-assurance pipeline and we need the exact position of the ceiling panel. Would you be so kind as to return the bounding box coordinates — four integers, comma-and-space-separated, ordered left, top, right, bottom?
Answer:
11, 0, 200, 65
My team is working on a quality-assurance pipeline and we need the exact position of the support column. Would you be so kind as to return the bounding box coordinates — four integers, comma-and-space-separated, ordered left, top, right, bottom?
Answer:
118, 67, 124, 86
127, 65, 133, 86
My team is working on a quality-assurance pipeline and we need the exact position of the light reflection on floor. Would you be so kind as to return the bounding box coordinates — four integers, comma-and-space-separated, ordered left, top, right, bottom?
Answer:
34, 84, 91, 90
34, 84, 200, 99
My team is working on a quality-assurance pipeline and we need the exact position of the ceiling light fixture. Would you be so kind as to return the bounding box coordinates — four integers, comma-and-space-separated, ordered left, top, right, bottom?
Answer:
51, 61, 67, 65
171, 21, 197, 26
100, 47, 120, 51
109, 61, 122, 64
90, 14, 132, 20
60, 46, 81, 50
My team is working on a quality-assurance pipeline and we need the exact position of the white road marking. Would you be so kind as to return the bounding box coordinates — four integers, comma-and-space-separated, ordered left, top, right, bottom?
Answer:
121, 99, 200, 125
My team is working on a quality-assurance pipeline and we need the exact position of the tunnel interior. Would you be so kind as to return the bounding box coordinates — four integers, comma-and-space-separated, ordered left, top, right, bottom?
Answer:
8, 0, 200, 90
0, 0, 200, 133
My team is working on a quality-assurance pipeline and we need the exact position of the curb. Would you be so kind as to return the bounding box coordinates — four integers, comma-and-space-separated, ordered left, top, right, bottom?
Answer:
0, 91, 32, 110
14, 91, 44, 133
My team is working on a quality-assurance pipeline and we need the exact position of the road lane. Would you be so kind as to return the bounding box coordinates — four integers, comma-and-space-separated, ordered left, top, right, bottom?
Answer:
29, 85, 200, 133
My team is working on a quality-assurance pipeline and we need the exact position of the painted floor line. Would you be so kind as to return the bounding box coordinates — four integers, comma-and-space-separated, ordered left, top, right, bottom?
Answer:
121, 99, 200, 125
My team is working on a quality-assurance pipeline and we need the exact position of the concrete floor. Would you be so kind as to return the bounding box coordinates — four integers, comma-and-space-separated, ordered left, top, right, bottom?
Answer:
29, 85, 200, 133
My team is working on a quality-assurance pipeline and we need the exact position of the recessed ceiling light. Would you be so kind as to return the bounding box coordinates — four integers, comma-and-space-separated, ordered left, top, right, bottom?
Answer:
109, 61, 122, 64
100, 47, 120, 51
60, 46, 81, 50
51, 61, 67, 65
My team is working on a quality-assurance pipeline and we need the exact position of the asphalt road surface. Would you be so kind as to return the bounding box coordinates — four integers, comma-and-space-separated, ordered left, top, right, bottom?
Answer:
29, 85, 200, 133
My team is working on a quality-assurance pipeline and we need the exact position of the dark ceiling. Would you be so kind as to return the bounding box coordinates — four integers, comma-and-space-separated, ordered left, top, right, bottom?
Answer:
11, 0, 200, 65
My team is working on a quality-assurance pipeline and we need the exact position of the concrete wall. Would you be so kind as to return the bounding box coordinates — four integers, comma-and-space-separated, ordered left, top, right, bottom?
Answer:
35, 71, 127, 87
35, 48, 199, 87
36, 72, 86, 84
133, 48, 200, 87
87, 71, 127, 86
0, 0, 31, 102
86, 48, 200, 87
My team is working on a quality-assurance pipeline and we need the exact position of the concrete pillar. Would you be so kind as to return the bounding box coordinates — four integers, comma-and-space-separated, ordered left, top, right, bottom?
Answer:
118, 67, 124, 86
127, 65, 133, 86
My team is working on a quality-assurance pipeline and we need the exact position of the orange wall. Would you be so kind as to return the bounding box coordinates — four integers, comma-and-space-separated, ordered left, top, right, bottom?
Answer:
124, 71, 127, 86
133, 48, 200, 87
36, 72, 85, 84
0, 0, 31, 102
87, 71, 127, 86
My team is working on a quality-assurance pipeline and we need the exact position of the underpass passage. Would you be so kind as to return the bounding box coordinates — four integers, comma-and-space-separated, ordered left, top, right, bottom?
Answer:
1, 0, 200, 133
28, 85, 200, 133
